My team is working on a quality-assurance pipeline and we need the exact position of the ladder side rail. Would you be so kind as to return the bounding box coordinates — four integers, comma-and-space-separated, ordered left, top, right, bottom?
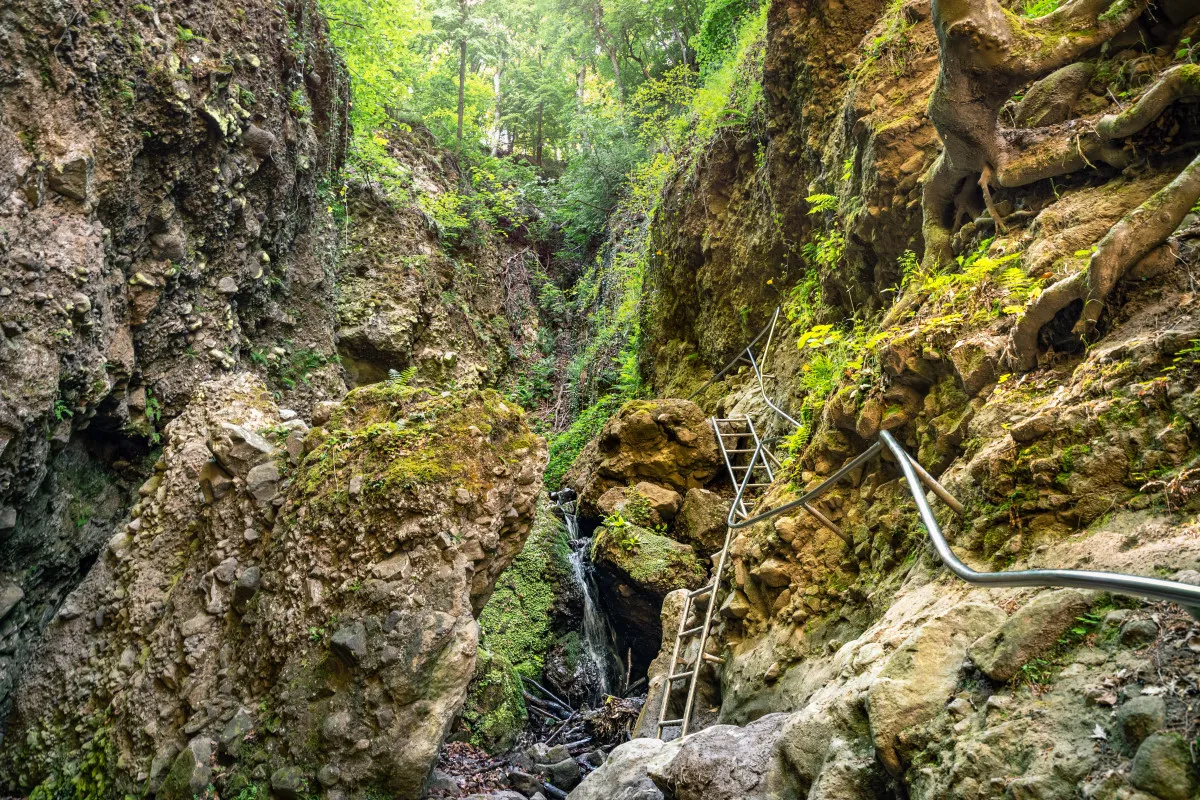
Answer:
746, 348, 800, 429
687, 311, 780, 401
713, 417, 753, 519
744, 415, 775, 484
679, 505, 737, 737
656, 593, 694, 736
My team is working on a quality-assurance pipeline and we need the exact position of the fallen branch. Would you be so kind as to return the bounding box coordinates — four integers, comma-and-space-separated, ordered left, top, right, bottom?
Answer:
521, 676, 574, 712
545, 710, 579, 745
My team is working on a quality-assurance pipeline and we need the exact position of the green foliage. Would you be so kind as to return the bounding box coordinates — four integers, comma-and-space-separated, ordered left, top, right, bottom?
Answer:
52, 398, 73, 422
1019, 0, 1062, 17
694, 0, 758, 77
478, 506, 572, 676
544, 394, 623, 490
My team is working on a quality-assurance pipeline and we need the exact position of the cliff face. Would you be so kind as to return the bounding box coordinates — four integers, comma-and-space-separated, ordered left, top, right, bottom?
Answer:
572, 1, 1200, 798
0, 0, 349, 720
0, 377, 545, 798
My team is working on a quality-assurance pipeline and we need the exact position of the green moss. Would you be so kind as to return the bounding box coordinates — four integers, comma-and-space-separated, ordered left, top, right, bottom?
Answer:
591, 522, 706, 592
460, 649, 528, 753
478, 504, 572, 676
296, 386, 536, 508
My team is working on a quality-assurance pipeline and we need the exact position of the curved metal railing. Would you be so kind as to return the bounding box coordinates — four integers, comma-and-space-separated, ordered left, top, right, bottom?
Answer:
716, 310, 1200, 611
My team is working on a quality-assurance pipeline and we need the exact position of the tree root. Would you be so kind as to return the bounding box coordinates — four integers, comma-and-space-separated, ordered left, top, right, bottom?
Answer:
1010, 149, 1200, 370
1095, 64, 1200, 140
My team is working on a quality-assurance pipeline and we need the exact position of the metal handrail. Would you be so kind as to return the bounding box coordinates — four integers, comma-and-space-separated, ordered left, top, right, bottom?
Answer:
723, 430, 1200, 609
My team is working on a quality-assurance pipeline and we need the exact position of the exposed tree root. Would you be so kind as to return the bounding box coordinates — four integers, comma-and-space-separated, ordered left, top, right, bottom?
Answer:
1011, 150, 1200, 369
921, 0, 1200, 370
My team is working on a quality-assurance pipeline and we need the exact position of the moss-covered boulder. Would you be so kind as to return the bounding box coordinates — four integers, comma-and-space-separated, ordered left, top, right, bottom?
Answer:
592, 522, 708, 595
0, 377, 546, 800
460, 649, 528, 753
590, 520, 707, 666
478, 501, 576, 677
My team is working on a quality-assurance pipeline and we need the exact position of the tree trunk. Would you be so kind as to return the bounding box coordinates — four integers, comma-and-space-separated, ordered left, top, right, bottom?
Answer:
536, 101, 544, 166
456, 38, 467, 144
491, 69, 502, 157
591, 2, 623, 102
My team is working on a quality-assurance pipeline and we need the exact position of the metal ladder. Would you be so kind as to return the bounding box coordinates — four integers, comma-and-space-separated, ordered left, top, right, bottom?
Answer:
654, 306, 1200, 742
655, 415, 771, 738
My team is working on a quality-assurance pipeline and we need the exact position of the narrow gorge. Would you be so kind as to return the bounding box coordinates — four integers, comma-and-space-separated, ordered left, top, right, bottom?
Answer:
3, 0, 1200, 798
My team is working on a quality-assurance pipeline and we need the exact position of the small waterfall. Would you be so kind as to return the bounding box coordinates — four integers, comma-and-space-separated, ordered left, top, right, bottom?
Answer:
555, 495, 619, 703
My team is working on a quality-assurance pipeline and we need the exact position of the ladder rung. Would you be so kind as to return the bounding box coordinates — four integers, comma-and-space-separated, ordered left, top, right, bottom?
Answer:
668, 670, 695, 681
660, 719, 684, 727
689, 583, 715, 597
681, 625, 706, 636
724, 448, 756, 453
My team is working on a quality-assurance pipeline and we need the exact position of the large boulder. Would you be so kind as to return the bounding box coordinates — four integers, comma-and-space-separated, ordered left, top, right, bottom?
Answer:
590, 521, 707, 671
0, 377, 546, 799
967, 589, 1093, 682
676, 488, 731, 556
565, 399, 720, 516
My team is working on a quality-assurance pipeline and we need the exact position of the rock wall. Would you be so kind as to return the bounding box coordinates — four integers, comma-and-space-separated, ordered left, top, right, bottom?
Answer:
335, 126, 543, 389
573, 2, 1200, 799
0, 0, 349, 722
0, 375, 545, 798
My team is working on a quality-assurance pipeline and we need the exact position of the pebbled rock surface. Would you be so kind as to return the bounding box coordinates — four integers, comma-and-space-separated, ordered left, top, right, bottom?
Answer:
0, 376, 545, 798
0, 0, 349, 721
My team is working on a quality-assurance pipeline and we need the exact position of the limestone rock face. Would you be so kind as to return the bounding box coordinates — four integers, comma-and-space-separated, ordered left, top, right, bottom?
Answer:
967, 589, 1093, 682
0, 0, 350, 724
0, 377, 545, 799
565, 399, 719, 516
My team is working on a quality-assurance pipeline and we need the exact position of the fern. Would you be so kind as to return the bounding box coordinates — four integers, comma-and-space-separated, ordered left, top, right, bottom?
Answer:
805, 193, 838, 214
387, 366, 418, 387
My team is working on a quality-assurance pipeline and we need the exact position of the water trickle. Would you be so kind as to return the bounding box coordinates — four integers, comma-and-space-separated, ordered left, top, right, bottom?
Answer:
556, 495, 619, 703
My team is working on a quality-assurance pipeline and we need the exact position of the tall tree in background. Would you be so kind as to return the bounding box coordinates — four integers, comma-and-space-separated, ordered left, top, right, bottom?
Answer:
432, 0, 490, 143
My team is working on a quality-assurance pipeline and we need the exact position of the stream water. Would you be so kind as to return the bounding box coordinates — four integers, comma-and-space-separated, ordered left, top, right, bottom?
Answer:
558, 501, 620, 703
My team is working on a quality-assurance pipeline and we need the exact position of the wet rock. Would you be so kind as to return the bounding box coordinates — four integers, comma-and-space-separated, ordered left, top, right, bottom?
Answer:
243, 124, 278, 158
1129, 733, 1196, 800
47, 152, 92, 201
330, 620, 367, 665
233, 566, 261, 613
159, 737, 214, 800
0, 583, 24, 620
1117, 695, 1166, 752
246, 461, 281, 502
967, 589, 1091, 682
271, 765, 308, 799
542, 757, 581, 791
219, 708, 254, 757
508, 769, 543, 796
